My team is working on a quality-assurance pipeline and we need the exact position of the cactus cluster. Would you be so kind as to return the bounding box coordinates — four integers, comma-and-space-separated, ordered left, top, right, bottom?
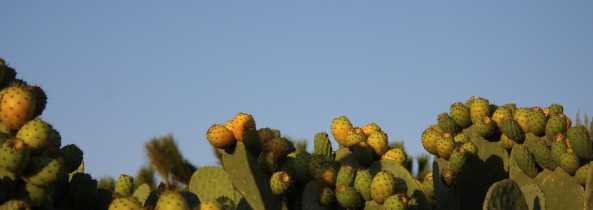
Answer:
422, 96, 593, 210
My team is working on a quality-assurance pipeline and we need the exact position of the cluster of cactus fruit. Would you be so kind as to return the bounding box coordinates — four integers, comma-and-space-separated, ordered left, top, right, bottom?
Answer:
422, 96, 593, 210
2, 56, 593, 210
203, 113, 433, 210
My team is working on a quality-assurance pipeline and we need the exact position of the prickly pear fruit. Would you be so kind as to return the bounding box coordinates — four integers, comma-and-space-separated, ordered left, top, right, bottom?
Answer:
449, 102, 472, 128
314, 132, 333, 160
513, 108, 532, 133
313, 161, 337, 187
0, 84, 36, 130
335, 184, 362, 209
371, 170, 396, 204
263, 137, 295, 158
437, 112, 459, 134
362, 123, 381, 137
0, 138, 29, 173
470, 97, 490, 123
19, 182, 47, 207
0, 199, 31, 210
21, 156, 62, 186
511, 144, 538, 178
454, 132, 470, 144
258, 152, 279, 174
441, 168, 455, 187
16, 118, 51, 154
367, 130, 389, 157
317, 186, 336, 206
382, 194, 408, 210
422, 173, 434, 201
566, 125, 593, 160
436, 133, 455, 160
231, 113, 256, 142
345, 128, 366, 148
448, 147, 468, 174
547, 103, 564, 116
241, 129, 261, 154
257, 127, 276, 146
354, 169, 372, 201
421, 126, 441, 155
270, 171, 292, 195
498, 133, 518, 150
155, 190, 190, 210
58, 144, 83, 173
501, 117, 525, 143
381, 148, 407, 165
474, 116, 496, 138
555, 148, 580, 175
545, 114, 568, 140
114, 174, 134, 197
199, 200, 221, 210
461, 141, 478, 156
527, 107, 547, 136
353, 142, 374, 167
331, 116, 354, 147
492, 107, 512, 127
108, 196, 142, 210
574, 163, 590, 186
336, 165, 355, 188
215, 196, 235, 210
206, 124, 236, 149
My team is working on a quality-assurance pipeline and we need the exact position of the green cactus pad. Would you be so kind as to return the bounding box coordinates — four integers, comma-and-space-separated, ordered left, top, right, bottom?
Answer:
535, 168, 585, 210
482, 179, 528, 210
221, 142, 286, 210
314, 132, 333, 160
132, 183, 151, 206
189, 166, 236, 204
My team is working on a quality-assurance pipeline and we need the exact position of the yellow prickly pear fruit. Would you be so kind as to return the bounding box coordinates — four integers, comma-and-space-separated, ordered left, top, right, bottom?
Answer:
231, 113, 256, 142
331, 116, 354, 147
362, 123, 381, 137
206, 124, 236, 149
367, 131, 388, 157
0, 83, 37, 130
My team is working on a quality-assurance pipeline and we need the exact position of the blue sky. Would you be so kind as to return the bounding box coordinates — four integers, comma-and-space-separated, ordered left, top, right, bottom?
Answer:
1, 1, 592, 179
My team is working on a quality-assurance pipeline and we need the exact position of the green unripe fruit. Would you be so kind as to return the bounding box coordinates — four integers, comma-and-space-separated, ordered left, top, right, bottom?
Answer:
155, 190, 190, 210
547, 103, 564, 116
336, 165, 355, 188
367, 130, 389, 157
270, 171, 292, 195
371, 170, 396, 204
449, 102, 472, 129
16, 118, 51, 154
527, 107, 547, 136
437, 112, 459, 134
513, 108, 532, 133
525, 134, 556, 170
501, 118, 525, 143
454, 133, 470, 144
354, 169, 372, 201
21, 156, 62, 186
335, 185, 362, 209
308, 154, 330, 179
448, 147, 468, 174
556, 148, 580, 176
242, 129, 262, 155
18, 182, 47, 207
474, 116, 496, 138
470, 97, 490, 124
314, 132, 333, 160
0, 138, 30, 173
382, 194, 408, 210
511, 144, 538, 178
575, 163, 590, 187
422, 173, 434, 201
421, 126, 441, 155
566, 125, 593, 160
436, 133, 455, 160
58, 144, 83, 173
545, 114, 568, 140
461, 141, 478, 156
114, 174, 134, 197
316, 186, 336, 206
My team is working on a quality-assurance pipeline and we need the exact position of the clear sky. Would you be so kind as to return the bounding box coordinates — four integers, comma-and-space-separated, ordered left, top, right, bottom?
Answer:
1, 1, 592, 179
